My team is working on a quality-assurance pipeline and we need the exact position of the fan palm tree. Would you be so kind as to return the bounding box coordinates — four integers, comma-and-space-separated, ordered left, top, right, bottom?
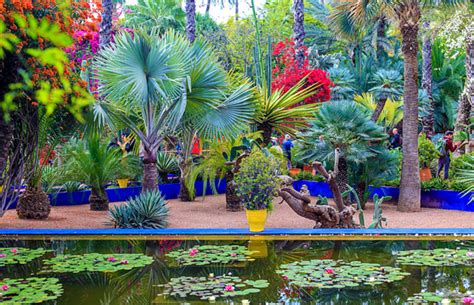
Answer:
297, 101, 388, 205
342, 0, 468, 212
369, 69, 403, 121
94, 31, 254, 194
185, 0, 196, 42
63, 137, 121, 211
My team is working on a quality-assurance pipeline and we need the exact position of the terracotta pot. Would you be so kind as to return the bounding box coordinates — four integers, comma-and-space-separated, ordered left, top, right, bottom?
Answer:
303, 165, 313, 173
420, 167, 432, 182
289, 168, 301, 176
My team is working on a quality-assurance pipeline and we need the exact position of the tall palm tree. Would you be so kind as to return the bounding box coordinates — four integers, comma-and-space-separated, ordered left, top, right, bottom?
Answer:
293, 0, 305, 66
344, 0, 468, 212
94, 32, 253, 193
185, 0, 196, 43
100, 0, 114, 47
421, 21, 434, 137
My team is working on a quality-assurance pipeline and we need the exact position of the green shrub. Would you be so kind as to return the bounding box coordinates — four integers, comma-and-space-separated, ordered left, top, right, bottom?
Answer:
108, 190, 169, 229
418, 134, 439, 168
450, 152, 474, 179
421, 178, 450, 191
292, 171, 325, 182
234, 151, 281, 210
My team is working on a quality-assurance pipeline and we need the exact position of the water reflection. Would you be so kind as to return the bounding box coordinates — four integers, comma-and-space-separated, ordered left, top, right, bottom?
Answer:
0, 239, 471, 304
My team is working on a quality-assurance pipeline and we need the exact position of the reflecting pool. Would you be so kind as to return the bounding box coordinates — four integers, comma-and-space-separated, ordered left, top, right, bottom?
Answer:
0, 238, 473, 304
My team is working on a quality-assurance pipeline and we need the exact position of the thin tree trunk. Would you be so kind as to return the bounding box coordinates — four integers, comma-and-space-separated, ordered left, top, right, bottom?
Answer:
0, 111, 13, 188
293, 0, 305, 67
335, 156, 351, 206
178, 159, 195, 202
235, 0, 239, 21
100, 0, 114, 48
421, 21, 434, 137
142, 149, 158, 192
372, 97, 387, 122
397, 3, 421, 212
185, 0, 196, 43
205, 0, 211, 14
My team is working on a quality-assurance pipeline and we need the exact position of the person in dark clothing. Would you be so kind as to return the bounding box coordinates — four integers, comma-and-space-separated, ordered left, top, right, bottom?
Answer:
282, 134, 294, 169
389, 128, 402, 149
437, 131, 460, 179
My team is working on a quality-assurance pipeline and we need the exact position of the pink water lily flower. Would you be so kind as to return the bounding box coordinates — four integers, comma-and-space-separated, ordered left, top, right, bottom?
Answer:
282, 275, 288, 281
1, 285, 9, 291
189, 249, 199, 257
230, 253, 237, 257
0, 254, 6, 258
325, 268, 335, 275
224, 285, 234, 292
463, 297, 473, 304
10, 248, 17, 254
466, 252, 474, 257
107, 257, 117, 262
120, 260, 129, 265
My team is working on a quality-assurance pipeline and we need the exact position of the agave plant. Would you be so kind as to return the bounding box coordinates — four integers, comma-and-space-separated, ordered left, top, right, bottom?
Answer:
62, 137, 121, 211
458, 154, 474, 203
109, 190, 169, 229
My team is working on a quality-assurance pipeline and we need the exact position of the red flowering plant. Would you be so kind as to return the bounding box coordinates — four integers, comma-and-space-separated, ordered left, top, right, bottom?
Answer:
0, 0, 93, 118
271, 39, 332, 105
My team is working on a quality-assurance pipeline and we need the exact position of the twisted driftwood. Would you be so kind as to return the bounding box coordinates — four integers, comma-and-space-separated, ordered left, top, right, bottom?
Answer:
278, 149, 358, 228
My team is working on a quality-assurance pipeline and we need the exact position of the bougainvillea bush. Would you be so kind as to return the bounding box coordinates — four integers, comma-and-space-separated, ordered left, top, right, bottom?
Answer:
272, 39, 333, 104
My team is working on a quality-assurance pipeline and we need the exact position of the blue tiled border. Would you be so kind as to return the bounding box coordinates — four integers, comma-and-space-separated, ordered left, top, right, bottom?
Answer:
0, 228, 473, 236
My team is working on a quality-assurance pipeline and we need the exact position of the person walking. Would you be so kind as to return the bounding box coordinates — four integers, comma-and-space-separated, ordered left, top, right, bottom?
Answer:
282, 134, 294, 169
436, 131, 460, 179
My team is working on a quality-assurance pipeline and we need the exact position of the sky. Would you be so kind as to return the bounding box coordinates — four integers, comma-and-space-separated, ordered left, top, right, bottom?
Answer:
125, 0, 267, 23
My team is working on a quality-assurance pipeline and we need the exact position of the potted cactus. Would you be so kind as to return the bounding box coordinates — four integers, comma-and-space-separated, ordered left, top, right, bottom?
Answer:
234, 150, 281, 232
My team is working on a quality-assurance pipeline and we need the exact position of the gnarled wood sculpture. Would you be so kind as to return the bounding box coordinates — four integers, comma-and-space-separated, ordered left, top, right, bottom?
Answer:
278, 149, 358, 228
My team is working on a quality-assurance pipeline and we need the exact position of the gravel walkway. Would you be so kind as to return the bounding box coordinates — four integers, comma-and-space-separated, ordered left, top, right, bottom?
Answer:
0, 195, 472, 229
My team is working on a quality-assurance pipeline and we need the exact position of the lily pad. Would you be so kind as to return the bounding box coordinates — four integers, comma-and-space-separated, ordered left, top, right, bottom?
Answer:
0, 248, 50, 267
166, 245, 255, 266
407, 291, 474, 304
41, 253, 153, 273
0, 277, 63, 304
276, 259, 410, 289
396, 249, 474, 267
156, 275, 269, 300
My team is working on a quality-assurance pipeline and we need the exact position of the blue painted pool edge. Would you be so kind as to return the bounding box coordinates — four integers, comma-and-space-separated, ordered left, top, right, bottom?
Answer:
0, 228, 473, 236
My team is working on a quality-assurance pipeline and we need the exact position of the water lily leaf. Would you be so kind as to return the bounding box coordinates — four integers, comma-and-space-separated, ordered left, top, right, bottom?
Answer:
396, 249, 474, 267
0, 248, 50, 267
166, 245, 255, 267
0, 277, 62, 304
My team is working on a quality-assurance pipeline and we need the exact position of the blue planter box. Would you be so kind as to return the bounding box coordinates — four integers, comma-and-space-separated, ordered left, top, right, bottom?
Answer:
292, 180, 333, 198
49, 191, 91, 206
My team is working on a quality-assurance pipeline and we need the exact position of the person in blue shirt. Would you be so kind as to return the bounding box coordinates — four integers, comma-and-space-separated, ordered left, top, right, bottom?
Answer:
282, 134, 294, 169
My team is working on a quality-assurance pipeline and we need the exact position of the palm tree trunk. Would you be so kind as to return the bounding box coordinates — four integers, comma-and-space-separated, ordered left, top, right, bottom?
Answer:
185, 0, 196, 43
376, 14, 387, 59
205, 0, 211, 14
293, 0, 305, 67
100, 0, 114, 48
89, 187, 109, 211
257, 122, 273, 147
16, 187, 51, 219
142, 148, 158, 192
372, 97, 387, 122
421, 21, 434, 137
225, 170, 242, 211
397, 3, 421, 212
335, 156, 351, 206
178, 159, 195, 201
235, 0, 239, 21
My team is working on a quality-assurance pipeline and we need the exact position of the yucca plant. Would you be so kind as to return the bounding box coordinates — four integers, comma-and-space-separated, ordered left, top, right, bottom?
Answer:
109, 190, 169, 229
62, 137, 121, 211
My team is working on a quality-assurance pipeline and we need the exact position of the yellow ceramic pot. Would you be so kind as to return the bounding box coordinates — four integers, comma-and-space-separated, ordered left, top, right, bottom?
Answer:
245, 209, 268, 232
117, 178, 129, 188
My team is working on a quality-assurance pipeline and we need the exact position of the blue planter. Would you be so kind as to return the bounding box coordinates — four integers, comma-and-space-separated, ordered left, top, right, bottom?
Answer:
292, 180, 333, 198
368, 186, 400, 199
49, 190, 91, 206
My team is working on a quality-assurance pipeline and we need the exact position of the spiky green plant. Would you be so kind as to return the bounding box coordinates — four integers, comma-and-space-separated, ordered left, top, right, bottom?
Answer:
62, 137, 121, 211
457, 154, 474, 203
108, 190, 169, 229
156, 152, 179, 183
